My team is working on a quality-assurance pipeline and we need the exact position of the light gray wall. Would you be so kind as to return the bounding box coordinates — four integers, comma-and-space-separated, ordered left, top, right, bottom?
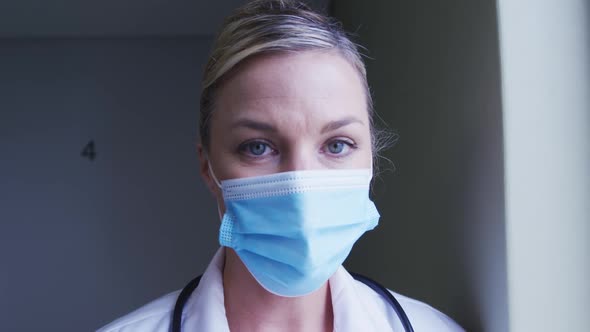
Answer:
331, 1, 508, 331
0, 37, 219, 331
497, 0, 590, 330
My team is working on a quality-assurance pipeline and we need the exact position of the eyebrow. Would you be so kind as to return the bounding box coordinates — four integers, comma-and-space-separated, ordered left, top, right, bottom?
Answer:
231, 118, 278, 132
230, 116, 365, 133
320, 116, 365, 134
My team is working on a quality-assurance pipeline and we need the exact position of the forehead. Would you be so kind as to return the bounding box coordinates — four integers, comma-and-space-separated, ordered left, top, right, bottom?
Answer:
213, 50, 368, 126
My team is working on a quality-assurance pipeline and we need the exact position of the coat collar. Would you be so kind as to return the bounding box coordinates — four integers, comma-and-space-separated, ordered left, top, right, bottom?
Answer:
182, 247, 390, 332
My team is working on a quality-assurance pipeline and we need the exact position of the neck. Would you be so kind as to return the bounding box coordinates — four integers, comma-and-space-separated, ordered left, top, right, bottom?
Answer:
223, 248, 334, 332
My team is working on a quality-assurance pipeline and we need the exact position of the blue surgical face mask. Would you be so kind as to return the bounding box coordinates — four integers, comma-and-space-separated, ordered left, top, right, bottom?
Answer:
209, 166, 380, 297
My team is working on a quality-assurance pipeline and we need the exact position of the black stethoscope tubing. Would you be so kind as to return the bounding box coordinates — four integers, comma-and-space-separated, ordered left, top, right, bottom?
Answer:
171, 272, 414, 332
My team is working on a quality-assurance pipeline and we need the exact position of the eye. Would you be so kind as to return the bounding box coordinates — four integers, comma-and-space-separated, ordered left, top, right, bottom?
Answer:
324, 139, 356, 156
327, 141, 345, 154
238, 140, 275, 157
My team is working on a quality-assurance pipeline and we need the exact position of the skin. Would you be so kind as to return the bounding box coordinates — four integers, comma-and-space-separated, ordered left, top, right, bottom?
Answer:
198, 49, 372, 332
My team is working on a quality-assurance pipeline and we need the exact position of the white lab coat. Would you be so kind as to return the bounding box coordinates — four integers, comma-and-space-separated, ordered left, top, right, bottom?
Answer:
97, 248, 464, 331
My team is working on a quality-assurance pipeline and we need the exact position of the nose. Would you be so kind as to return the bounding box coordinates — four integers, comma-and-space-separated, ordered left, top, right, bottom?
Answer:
280, 144, 322, 172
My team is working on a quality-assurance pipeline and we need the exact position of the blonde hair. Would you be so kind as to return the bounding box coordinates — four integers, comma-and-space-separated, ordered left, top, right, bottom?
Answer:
200, 0, 390, 168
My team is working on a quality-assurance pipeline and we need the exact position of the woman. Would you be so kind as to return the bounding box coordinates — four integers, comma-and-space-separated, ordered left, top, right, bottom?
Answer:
98, 1, 464, 331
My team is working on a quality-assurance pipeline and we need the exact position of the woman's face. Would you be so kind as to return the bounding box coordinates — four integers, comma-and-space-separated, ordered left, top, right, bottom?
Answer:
199, 50, 372, 204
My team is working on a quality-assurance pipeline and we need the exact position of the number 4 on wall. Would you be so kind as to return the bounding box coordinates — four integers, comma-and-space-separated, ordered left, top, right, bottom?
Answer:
81, 140, 96, 161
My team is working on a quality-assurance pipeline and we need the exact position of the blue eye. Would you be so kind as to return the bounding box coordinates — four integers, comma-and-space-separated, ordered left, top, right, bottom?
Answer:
239, 140, 274, 157
324, 139, 357, 157
248, 142, 268, 155
327, 141, 346, 154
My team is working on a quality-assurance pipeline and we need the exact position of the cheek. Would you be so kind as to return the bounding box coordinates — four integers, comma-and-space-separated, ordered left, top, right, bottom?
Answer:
207, 124, 240, 180
216, 197, 227, 218
358, 146, 374, 169
357, 130, 374, 168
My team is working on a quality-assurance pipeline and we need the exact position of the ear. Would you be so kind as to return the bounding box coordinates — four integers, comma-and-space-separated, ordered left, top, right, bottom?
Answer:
197, 143, 217, 196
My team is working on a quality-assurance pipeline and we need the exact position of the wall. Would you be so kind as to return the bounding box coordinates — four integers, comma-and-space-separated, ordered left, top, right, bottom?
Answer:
331, 1, 508, 331
497, 1, 590, 331
0, 37, 219, 331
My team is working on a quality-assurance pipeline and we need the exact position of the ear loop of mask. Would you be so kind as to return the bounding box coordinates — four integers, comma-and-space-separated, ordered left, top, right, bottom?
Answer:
208, 160, 222, 189
207, 160, 224, 220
